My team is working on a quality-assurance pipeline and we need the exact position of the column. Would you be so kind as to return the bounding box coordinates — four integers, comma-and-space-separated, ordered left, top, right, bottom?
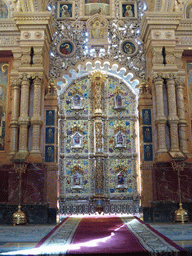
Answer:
10, 78, 21, 155
154, 77, 167, 153
17, 74, 30, 158
167, 77, 180, 153
176, 77, 189, 155
31, 75, 43, 154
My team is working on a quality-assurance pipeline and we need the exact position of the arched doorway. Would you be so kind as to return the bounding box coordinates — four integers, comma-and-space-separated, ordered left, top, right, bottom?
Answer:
58, 68, 140, 214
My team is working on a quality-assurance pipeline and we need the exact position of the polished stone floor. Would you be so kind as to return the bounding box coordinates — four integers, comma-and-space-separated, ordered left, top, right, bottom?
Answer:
0, 221, 191, 255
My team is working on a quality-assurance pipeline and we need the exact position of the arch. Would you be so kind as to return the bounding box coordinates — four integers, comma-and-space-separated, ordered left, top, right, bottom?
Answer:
0, 0, 8, 19
185, 0, 192, 18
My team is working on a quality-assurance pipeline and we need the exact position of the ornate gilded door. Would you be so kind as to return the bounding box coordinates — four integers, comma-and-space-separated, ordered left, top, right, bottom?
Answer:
58, 71, 139, 214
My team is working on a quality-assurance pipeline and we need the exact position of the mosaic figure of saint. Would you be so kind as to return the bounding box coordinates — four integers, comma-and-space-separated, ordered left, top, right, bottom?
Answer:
47, 147, 54, 161
145, 146, 151, 159
124, 5, 133, 17
91, 20, 104, 39
144, 110, 150, 124
61, 5, 71, 17
144, 128, 150, 140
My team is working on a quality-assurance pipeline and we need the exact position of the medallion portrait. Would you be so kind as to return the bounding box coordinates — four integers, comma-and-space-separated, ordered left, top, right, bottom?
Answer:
58, 41, 76, 57
122, 41, 136, 55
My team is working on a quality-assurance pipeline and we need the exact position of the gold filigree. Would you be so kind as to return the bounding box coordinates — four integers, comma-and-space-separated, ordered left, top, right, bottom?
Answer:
71, 125, 83, 134
95, 121, 103, 149
113, 88, 124, 96
114, 164, 127, 173
114, 124, 126, 134
71, 86, 83, 96
71, 165, 84, 175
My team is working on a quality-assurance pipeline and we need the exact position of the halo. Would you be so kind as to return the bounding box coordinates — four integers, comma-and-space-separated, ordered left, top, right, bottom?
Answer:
62, 4, 68, 10
1, 64, 8, 73
126, 5, 131, 9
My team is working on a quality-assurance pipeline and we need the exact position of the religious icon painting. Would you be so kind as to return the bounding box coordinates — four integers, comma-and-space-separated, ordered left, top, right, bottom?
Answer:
121, 40, 137, 57
71, 132, 83, 148
142, 109, 151, 125
45, 127, 55, 144
144, 144, 153, 161
114, 93, 125, 110
46, 110, 55, 126
120, 1, 137, 19
114, 131, 126, 148
71, 172, 83, 189
116, 171, 127, 189
143, 126, 152, 143
57, 2, 75, 20
71, 94, 84, 110
45, 146, 54, 162
57, 40, 76, 58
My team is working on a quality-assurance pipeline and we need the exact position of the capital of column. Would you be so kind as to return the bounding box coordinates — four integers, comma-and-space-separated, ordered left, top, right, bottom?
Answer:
167, 117, 179, 123
10, 121, 18, 128
155, 117, 167, 125
32, 74, 43, 85
175, 76, 185, 88
20, 73, 31, 83
178, 119, 187, 126
10, 77, 22, 88
18, 117, 30, 125
31, 118, 43, 126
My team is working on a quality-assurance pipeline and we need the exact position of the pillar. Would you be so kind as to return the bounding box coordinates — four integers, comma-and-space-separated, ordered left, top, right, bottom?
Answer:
17, 73, 30, 159
10, 78, 21, 155
154, 77, 167, 153
31, 75, 43, 156
167, 77, 180, 154
176, 77, 189, 155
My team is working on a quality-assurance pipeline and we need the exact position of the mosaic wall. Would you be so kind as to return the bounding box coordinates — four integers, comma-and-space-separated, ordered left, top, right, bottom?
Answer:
0, 63, 8, 151
59, 74, 139, 213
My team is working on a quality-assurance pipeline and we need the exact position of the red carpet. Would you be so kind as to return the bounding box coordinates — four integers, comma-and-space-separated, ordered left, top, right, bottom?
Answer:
34, 215, 187, 256
68, 216, 147, 255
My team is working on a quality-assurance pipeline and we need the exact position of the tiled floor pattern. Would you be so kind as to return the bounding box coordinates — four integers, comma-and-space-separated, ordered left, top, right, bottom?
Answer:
0, 222, 191, 254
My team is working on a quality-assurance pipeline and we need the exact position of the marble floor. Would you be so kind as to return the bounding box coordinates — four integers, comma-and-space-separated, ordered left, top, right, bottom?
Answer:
0, 221, 192, 255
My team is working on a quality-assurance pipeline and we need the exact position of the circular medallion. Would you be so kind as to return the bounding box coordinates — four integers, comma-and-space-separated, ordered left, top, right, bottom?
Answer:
121, 40, 137, 56
58, 40, 76, 57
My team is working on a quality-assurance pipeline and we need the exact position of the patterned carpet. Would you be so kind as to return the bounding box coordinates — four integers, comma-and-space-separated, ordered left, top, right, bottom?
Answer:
0, 217, 191, 255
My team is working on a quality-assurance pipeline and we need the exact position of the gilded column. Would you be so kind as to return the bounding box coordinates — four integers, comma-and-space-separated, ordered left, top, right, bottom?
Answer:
167, 77, 180, 154
10, 78, 21, 155
31, 75, 43, 155
154, 76, 167, 153
91, 71, 105, 199
17, 74, 30, 159
176, 77, 189, 155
